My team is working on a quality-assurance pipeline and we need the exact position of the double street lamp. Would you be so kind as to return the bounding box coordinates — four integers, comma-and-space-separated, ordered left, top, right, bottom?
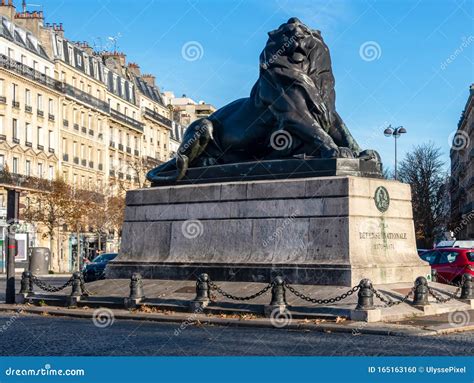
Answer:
383, 125, 407, 180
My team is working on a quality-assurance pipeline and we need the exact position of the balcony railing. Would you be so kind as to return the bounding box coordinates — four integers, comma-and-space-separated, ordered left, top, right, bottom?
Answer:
48, 147, 55, 154
88, 129, 94, 136
118, 143, 124, 151
126, 146, 131, 154
98, 163, 103, 171
73, 123, 79, 131
0, 54, 111, 115
12, 137, 19, 144
12, 101, 19, 109
0, 54, 63, 93
25, 105, 32, 113
37, 144, 44, 150
37, 109, 44, 117
134, 149, 139, 156
81, 159, 87, 166
25, 141, 32, 147
63, 153, 69, 162
88, 161, 94, 168
48, 114, 55, 121
73, 156, 79, 164
0, 134, 6, 140
0, 96, 6, 104
63, 83, 110, 114
110, 109, 144, 132
63, 119, 69, 127
143, 107, 172, 128
109, 170, 115, 177
81, 126, 87, 133
109, 141, 115, 148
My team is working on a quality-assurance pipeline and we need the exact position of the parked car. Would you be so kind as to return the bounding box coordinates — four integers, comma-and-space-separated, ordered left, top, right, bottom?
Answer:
435, 240, 474, 248
419, 247, 474, 284
417, 249, 429, 256
82, 253, 118, 282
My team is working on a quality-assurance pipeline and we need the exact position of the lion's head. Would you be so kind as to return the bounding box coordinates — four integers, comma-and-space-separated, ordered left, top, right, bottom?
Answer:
260, 17, 323, 70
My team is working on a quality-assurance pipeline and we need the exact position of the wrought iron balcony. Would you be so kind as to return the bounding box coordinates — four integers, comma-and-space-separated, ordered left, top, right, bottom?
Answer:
48, 147, 55, 154
118, 143, 124, 151
143, 107, 172, 128
0, 96, 6, 104
73, 123, 79, 130
25, 141, 32, 147
89, 161, 94, 168
48, 114, 55, 121
98, 163, 103, 171
63, 153, 69, 162
88, 129, 94, 136
73, 156, 79, 164
81, 126, 87, 133
25, 105, 32, 113
134, 149, 139, 156
37, 144, 44, 150
12, 101, 19, 109
110, 109, 144, 132
37, 109, 44, 117
63, 119, 69, 127
12, 137, 19, 144
81, 159, 87, 166
126, 146, 131, 154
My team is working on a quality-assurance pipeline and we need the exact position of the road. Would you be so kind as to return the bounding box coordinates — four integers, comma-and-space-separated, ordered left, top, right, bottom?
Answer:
0, 313, 473, 356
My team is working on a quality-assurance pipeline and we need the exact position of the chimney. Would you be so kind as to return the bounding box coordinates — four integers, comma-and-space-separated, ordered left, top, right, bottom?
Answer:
127, 62, 140, 77
141, 74, 155, 87
101, 51, 127, 75
14, 8, 45, 36
0, 0, 16, 20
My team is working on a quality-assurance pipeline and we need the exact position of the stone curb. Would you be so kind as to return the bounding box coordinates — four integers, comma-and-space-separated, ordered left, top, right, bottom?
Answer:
0, 304, 445, 337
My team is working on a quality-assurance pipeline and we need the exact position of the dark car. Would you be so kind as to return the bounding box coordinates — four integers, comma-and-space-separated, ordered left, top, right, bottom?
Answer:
419, 247, 474, 284
82, 253, 118, 282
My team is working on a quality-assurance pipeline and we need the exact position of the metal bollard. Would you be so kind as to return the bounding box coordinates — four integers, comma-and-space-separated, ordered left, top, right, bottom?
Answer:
129, 272, 144, 300
269, 276, 286, 307
356, 279, 374, 310
19, 271, 31, 294
70, 272, 83, 297
460, 273, 474, 300
431, 269, 438, 283
189, 273, 210, 311
412, 276, 429, 306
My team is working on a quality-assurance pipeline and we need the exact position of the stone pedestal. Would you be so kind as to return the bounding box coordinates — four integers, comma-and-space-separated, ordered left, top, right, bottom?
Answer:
106, 176, 430, 286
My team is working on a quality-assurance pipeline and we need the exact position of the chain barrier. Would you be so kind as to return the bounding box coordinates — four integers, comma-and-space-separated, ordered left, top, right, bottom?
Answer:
435, 272, 462, 287
30, 274, 74, 293
427, 285, 461, 303
284, 282, 359, 305
79, 275, 92, 296
208, 280, 273, 301
371, 286, 414, 307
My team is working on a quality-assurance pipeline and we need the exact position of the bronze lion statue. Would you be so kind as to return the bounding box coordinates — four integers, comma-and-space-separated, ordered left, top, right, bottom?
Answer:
147, 17, 379, 184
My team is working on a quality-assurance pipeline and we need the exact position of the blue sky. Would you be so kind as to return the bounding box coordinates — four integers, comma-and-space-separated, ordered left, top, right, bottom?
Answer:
37, 0, 473, 170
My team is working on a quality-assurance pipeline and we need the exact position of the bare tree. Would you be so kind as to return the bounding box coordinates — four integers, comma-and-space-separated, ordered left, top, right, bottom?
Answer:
398, 142, 450, 248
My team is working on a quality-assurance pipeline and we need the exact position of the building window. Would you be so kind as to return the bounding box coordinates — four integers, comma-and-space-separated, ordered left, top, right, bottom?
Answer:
37, 126, 43, 146
77, 54, 82, 66
11, 83, 17, 103
25, 89, 31, 106
37, 163, 43, 178
80, 144, 85, 158
25, 160, 31, 176
48, 130, 54, 149
0, 79, 4, 97
37, 94, 43, 111
73, 141, 77, 156
68, 46, 74, 65
62, 137, 67, 153
12, 157, 18, 173
48, 165, 54, 181
25, 123, 31, 143
48, 99, 54, 114
20, 55, 26, 64
12, 118, 18, 140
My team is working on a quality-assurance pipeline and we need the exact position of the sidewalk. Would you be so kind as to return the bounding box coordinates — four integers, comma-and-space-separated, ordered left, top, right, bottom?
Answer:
3, 276, 474, 336
0, 303, 473, 337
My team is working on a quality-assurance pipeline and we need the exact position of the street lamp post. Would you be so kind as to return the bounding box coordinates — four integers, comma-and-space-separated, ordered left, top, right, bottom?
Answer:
383, 125, 407, 180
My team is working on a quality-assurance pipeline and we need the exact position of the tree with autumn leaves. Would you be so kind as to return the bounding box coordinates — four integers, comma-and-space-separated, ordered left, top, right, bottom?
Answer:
23, 177, 125, 272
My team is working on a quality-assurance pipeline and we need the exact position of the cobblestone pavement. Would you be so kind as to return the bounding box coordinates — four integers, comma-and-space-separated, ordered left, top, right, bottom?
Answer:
0, 313, 473, 356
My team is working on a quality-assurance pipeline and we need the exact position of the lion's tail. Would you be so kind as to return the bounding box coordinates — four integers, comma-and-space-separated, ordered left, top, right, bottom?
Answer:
146, 155, 189, 185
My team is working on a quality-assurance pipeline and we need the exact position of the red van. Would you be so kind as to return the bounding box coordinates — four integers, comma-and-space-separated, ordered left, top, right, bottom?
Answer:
419, 247, 474, 284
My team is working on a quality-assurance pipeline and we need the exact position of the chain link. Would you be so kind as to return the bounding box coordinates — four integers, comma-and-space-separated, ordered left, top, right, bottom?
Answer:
208, 280, 273, 301
371, 286, 414, 307
30, 275, 74, 293
428, 285, 461, 303
284, 283, 359, 305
